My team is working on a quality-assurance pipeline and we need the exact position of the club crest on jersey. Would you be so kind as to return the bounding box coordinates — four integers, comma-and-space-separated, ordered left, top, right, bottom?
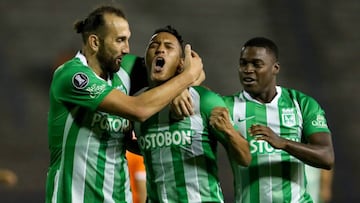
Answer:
281, 108, 296, 127
72, 72, 89, 89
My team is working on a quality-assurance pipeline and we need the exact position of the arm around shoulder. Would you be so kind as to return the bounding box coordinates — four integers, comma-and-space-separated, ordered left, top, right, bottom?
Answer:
98, 45, 203, 122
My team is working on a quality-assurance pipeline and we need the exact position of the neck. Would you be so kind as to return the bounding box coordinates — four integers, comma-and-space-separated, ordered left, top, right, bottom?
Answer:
249, 86, 277, 103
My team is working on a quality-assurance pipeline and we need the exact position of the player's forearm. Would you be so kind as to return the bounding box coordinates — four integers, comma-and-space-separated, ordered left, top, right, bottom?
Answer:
192, 70, 206, 86
282, 140, 334, 169
226, 128, 251, 166
135, 71, 197, 121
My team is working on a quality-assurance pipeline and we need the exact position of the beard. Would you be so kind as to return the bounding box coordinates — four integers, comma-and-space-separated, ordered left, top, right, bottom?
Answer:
96, 45, 120, 75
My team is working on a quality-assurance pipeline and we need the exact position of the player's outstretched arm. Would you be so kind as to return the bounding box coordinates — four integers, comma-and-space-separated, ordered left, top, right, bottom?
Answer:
99, 45, 203, 122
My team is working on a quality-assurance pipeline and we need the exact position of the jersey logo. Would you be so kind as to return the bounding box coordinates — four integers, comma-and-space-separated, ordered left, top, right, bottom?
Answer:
238, 116, 255, 123
281, 108, 296, 127
72, 72, 89, 89
311, 115, 328, 128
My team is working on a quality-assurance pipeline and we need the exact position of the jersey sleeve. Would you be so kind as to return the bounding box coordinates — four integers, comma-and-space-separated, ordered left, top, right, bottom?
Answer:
291, 89, 331, 137
193, 86, 236, 144
51, 60, 113, 111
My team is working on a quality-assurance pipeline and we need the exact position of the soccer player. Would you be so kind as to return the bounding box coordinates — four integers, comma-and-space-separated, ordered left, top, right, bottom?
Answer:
217, 37, 334, 202
45, 5, 203, 203
134, 25, 251, 203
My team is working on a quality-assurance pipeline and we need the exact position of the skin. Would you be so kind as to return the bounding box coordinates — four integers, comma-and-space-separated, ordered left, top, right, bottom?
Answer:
145, 31, 251, 166
240, 46, 334, 169
144, 31, 206, 118
209, 107, 251, 166
80, 13, 204, 122
145, 32, 184, 86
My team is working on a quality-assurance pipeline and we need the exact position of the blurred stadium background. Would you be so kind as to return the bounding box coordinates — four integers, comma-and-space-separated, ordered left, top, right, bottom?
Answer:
0, 0, 359, 202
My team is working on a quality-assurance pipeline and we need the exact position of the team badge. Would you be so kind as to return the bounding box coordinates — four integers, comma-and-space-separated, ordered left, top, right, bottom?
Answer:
72, 72, 89, 89
281, 108, 296, 127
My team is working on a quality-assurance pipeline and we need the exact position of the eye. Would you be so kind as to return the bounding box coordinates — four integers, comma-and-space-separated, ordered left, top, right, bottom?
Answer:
252, 60, 264, 68
253, 62, 262, 68
148, 42, 159, 49
239, 60, 247, 66
117, 37, 127, 43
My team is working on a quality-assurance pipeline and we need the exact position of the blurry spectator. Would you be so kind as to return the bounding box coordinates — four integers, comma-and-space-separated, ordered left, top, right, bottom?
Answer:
126, 151, 146, 203
305, 165, 334, 203
0, 168, 18, 187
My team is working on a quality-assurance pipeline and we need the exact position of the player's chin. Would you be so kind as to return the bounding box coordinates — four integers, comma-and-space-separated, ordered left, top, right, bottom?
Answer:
113, 62, 122, 70
110, 66, 120, 73
242, 85, 254, 92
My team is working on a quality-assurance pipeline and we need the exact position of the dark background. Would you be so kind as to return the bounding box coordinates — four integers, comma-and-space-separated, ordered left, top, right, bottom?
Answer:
0, 0, 359, 202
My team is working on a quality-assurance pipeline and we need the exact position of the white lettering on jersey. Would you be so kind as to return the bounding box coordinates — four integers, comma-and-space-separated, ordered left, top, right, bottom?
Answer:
91, 112, 130, 133
138, 130, 194, 150
250, 136, 300, 154
86, 84, 107, 99
311, 115, 328, 128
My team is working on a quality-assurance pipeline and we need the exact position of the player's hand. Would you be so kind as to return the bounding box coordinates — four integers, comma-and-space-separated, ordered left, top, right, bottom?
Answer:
210, 107, 234, 134
248, 124, 287, 149
183, 44, 203, 82
170, 89, 194, 120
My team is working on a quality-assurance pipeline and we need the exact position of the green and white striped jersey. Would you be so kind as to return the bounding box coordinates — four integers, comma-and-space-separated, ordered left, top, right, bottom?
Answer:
224, 86, 330, 203
135, 86, 229, 203
46, 53, 140, 203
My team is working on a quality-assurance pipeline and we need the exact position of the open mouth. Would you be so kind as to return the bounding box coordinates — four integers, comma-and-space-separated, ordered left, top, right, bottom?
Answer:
115, 57, 122, 66
242, 77, 256, 85
154, 57, 165, 71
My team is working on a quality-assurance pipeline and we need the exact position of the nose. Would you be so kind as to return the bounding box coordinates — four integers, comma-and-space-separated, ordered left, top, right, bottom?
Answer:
240, 64, 254, 73
155, 43, 165, 54
122, 40, 130, 54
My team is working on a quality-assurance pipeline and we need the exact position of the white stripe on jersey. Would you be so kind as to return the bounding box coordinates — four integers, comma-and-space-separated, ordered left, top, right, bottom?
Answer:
290, 92, 304, 203
103, 141, 116, 203
117, 68, 130, 90
184, 89, 202, 202
262, 100, 282, 203
72, 127, 96, 203
234, 93, 247, 138
233, 93, 247, 199
51, 170, 60, 203
157, 109, 170, 201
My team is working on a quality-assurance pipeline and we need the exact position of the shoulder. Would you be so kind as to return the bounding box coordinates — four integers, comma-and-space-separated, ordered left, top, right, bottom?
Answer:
52, 58, 94, 85
281, 87, 320, 105
191, 86, 222, 99
191, 86, 226, 111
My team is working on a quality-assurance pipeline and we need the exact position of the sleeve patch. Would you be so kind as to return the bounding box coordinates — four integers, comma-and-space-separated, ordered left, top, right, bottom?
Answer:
72, 72, 89, 89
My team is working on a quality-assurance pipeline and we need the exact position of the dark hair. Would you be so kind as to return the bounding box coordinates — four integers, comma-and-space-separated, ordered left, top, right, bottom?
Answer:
242, 37, 279, 61
74, 5, 126, 43
153, 25, 184, 51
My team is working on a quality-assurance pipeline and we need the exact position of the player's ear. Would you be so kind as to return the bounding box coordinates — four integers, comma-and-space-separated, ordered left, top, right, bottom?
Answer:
177, 58, 185, 74
273, 61, 280, 74
88, 34, 100, 52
